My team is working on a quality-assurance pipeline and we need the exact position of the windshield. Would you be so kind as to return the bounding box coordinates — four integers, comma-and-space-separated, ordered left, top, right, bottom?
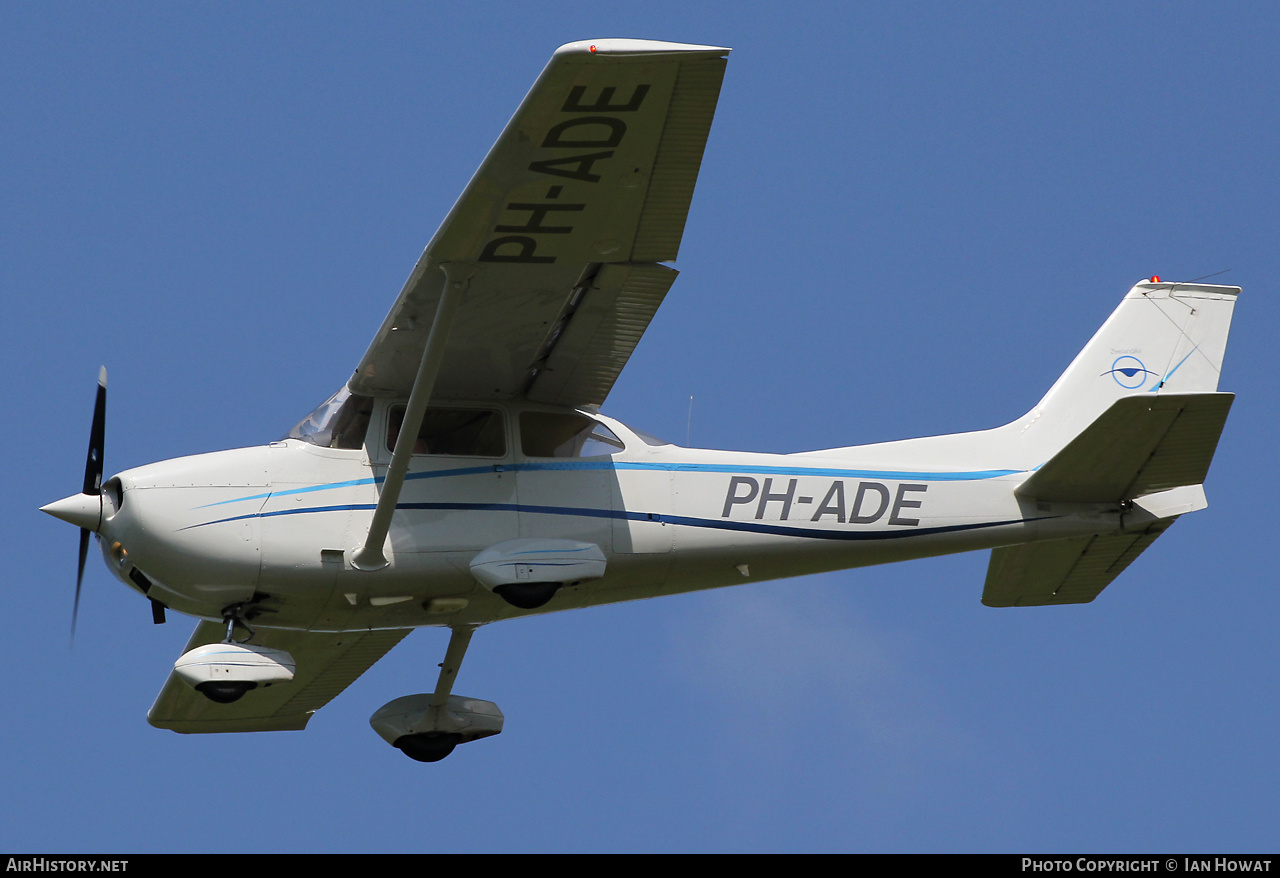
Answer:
285, 387, 373, 449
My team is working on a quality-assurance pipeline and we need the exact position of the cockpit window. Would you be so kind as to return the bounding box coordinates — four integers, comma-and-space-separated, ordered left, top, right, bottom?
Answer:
286, 387, 373, 449
387, 406, 506, 457
520, 412, 625, 457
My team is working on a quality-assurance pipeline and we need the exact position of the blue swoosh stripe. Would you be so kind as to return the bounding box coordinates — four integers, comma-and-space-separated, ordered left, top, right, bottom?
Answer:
196, 461, 1023, 509
195, 465, 503, 508
1152, 345, 1200, 391
184, 500, 1041, 543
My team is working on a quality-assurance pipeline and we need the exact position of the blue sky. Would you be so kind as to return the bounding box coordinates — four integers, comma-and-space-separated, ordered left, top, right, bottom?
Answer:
4, 3, 1278, 853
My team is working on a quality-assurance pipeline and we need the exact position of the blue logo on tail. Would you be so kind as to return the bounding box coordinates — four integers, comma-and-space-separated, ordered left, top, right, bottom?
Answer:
1104, 355, 1158, 389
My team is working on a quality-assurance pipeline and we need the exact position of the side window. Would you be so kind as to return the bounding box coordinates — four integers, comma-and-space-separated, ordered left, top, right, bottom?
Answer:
520, 412, 625, 458
386, 406, 506, 457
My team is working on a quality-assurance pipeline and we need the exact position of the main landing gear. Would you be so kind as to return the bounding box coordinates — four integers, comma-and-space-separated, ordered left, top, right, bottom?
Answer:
369, 625, 504, 763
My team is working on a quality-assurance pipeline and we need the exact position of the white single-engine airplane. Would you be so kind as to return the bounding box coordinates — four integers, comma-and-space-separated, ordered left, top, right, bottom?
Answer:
43, 40, 1238, 763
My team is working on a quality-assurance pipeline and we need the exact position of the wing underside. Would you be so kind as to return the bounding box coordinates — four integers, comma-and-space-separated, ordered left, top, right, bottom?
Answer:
350, 40, 729, 408
148, 623, 411, 733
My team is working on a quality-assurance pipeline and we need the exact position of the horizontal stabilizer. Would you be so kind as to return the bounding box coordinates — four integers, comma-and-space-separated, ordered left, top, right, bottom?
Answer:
982, 518, 1178, 607
1017, 393, 1233, 503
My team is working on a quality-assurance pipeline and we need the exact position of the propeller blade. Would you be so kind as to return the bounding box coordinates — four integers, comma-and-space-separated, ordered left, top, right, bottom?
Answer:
71, 366, 106, 643
82, 366, 107, 496
73, 527, 89, 641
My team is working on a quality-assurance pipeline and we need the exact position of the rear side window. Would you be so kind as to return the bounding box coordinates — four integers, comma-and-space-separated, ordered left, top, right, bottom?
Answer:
387, 406, 506, 457
520, 412, 625, 457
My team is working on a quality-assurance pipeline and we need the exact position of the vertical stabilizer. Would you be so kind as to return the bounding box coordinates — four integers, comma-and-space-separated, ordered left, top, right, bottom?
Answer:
1010, 280, 1238, 465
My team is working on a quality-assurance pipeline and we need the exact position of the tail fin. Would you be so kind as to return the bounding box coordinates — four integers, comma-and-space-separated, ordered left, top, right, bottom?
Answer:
1009, 279, 1239, 466
981, 279, 1239, 608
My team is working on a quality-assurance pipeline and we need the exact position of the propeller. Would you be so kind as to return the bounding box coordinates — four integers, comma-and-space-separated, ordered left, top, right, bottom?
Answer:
44, 367, 167, 635
74, 366, 108, 638
43, 366, 107, 642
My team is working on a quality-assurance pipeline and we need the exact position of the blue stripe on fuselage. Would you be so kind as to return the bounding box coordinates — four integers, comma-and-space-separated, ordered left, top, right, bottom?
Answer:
195, 460, 1023, 509
184, 499, 1040, 543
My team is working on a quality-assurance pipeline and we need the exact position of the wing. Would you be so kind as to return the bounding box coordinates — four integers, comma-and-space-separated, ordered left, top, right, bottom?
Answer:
350, 39, 729, 408
148, 622, 411, 733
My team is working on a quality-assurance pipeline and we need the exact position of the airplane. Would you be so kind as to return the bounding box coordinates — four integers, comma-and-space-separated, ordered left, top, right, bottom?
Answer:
41, 39, 1239, 763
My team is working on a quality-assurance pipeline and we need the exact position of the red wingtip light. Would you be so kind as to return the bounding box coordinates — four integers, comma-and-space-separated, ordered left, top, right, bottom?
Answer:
1150, 275, 1161, 283
589, 45, 597, 53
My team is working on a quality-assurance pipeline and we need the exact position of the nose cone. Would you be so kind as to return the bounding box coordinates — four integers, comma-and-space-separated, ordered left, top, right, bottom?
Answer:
41, 492, 102, 532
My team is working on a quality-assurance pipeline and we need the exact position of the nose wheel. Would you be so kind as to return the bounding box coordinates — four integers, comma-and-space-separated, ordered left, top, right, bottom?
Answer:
180, 602, 287, 705
196, 680, 256, 704
193, 607, 257, 703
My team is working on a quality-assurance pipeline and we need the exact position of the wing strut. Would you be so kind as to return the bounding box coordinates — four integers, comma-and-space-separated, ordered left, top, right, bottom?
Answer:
353, 262, 475, 570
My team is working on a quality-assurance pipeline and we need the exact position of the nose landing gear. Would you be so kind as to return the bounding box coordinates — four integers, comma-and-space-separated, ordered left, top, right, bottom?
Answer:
173, 603, 296, 704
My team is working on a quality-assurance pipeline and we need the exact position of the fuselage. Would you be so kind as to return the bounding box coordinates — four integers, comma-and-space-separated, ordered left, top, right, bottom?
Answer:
97, 397, 1125, 632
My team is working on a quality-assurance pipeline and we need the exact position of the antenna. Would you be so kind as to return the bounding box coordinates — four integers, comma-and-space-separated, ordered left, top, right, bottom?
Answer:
686, 395, 693, 446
